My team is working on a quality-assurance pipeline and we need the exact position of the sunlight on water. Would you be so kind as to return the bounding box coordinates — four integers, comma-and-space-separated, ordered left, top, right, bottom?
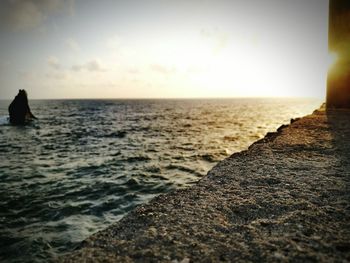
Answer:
0, 98, 321, 262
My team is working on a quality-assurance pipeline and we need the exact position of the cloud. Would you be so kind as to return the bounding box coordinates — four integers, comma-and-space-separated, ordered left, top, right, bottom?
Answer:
150, 64, 176, 75
45, 72, 66, 80
200, 27, 229, 52
186, 65, 207, 75
65, 38, 80, 52
0, 0, 74, 31
106, 35, 122, 50
47, 56, 61, 70
17, 70, 38, 81
128, 68, 140, 74
72, 59, 106, 72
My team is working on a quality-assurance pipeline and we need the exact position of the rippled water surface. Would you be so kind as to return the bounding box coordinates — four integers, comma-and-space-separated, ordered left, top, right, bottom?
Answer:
0, 98, 321, 262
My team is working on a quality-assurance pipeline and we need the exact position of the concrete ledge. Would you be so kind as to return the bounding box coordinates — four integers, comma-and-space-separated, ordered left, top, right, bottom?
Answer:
60, 106, 350, 262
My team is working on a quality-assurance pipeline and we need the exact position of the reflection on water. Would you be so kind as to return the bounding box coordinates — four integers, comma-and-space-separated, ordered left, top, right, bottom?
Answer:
0, 98, 321, 262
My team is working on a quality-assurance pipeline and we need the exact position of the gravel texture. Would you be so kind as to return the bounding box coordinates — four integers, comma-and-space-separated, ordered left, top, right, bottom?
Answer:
60, 106, 350, 262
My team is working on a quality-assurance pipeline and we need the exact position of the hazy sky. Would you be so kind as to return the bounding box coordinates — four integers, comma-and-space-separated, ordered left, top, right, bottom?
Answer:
0, 0, 330, 99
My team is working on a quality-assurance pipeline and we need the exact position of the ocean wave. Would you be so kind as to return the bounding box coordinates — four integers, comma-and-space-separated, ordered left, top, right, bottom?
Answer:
0, 116, 9, 125
166, 164, 203, 177
125, 155, 151, 163
101, 131, 127, 138
0, 98, 322, 262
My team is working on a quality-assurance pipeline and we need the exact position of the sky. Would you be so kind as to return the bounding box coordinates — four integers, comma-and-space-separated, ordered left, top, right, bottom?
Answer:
0, 0, 331, 99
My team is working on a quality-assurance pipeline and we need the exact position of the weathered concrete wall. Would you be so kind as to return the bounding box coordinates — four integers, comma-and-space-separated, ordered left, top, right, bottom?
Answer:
59, 106, 350, 262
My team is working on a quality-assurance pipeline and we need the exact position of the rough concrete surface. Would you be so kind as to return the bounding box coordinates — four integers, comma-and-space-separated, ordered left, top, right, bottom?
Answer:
60, 107, 350, 262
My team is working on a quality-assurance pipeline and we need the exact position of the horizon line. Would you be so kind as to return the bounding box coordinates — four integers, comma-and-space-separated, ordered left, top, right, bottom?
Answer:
0, 96, 324, 101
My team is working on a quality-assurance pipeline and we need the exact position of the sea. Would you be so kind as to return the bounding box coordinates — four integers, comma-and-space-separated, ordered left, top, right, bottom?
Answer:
0, 98, 321, 262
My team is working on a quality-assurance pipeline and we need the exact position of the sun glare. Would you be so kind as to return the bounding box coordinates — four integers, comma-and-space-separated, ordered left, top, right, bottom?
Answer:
0, 0, 329, 100
327, 52, 338, 70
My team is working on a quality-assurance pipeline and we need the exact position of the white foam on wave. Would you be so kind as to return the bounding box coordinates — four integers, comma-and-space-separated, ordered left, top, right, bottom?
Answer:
0, 116, 9, 125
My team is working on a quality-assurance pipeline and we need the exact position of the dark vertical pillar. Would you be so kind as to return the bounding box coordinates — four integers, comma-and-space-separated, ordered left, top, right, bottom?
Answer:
327, 0, 350, 108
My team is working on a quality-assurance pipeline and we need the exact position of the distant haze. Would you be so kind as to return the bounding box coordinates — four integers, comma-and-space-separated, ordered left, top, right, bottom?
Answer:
0, 0, 329, 99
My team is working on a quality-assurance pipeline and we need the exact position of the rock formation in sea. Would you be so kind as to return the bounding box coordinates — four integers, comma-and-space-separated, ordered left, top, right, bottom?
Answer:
8, 89, 37, 125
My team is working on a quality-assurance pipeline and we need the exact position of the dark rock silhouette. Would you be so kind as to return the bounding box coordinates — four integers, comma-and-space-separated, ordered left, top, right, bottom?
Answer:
8, 89, 37, 125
